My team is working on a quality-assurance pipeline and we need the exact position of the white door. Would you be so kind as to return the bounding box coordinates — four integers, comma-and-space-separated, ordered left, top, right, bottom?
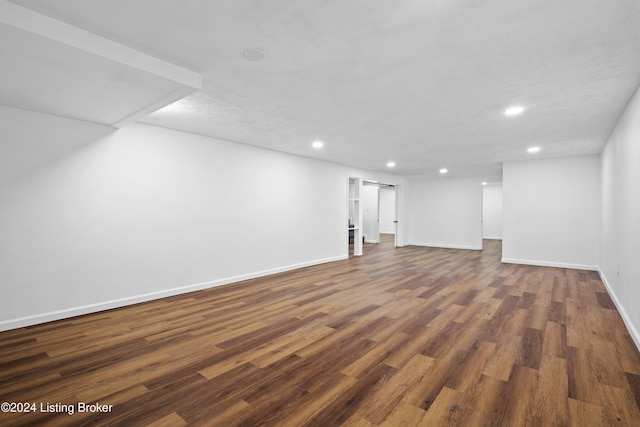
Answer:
362, 183, 380, 243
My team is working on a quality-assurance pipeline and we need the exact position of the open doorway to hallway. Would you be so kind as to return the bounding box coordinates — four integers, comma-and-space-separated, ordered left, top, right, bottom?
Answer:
482, 183, 503, 242
350, 178, 397, 258
362, 182, 397, 246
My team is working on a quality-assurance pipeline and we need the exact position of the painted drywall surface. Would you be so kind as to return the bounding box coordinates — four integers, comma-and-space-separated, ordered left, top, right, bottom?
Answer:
407, 176, 483, 250
600, 84, 640, 344
0, 105, 115, 184
379, 187, 396, 234
0, 106, 407, 328
482, 184, 503, 239
502, 155, 600, 269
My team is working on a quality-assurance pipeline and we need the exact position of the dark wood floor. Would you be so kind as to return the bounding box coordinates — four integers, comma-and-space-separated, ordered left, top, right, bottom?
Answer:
2, 236, 640, 426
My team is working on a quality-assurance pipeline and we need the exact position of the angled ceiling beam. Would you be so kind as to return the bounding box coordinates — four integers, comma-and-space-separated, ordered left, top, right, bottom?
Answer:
0, 0, 201, 127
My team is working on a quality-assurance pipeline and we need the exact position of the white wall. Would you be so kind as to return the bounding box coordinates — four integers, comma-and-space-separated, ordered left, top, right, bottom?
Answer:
379, 187, 396, 234
502, 155, 600, 270
600, 84, 640, 348
407, 176, 483, 250
482, 184, 503, 239
0, 105, 407, 330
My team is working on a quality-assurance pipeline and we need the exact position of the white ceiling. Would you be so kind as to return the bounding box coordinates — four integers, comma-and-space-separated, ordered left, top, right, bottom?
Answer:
0, 0, 200, 127
6, 0, 640, 176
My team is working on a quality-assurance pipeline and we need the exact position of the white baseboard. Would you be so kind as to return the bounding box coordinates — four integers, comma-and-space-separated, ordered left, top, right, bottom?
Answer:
501, 258, 598, 271
409, 242, 482, 251
0, 255, 347, 332
483, 236, 502, 240
598, 269, 640, 352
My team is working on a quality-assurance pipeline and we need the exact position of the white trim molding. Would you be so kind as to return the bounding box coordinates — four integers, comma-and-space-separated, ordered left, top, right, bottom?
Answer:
598, 269, 640, 352
410, 242, 482, 251
0, 255, 346, 332
501, 258, 598, 271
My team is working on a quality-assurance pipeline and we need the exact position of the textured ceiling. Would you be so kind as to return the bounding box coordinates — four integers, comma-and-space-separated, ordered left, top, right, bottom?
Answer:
9, 0, 640, 176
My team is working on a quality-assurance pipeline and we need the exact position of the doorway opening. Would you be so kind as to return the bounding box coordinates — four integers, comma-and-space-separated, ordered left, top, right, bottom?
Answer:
348, 177, 398, 258
482, 183, 503, 243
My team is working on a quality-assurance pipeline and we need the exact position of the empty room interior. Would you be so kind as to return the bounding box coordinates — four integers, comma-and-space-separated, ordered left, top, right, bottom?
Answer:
2, 1, 640, 425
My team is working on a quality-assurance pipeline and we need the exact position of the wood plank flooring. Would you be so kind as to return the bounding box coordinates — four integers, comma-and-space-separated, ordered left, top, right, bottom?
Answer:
2, 236, 640, 426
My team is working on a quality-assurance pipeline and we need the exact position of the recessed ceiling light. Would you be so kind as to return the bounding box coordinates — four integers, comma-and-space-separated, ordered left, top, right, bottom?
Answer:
243, 48, 266, 61
439, 168, 448, 174
312, 140, 324, 149
387, 161, 396, 168
482, 182, 488, 186
504, 106, 525, 116
527, 146, 541, 153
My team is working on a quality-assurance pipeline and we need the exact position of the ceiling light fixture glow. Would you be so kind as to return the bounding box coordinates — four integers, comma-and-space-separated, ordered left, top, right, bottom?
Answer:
504, 106, 525, 116
312, 140, 324, 149
482, 182, 488, 186
439, 168, 448, 174
155, 101, 188, 115
527, 146, 541, 153
387, 161, 396, 168
243, 48, 266, 61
